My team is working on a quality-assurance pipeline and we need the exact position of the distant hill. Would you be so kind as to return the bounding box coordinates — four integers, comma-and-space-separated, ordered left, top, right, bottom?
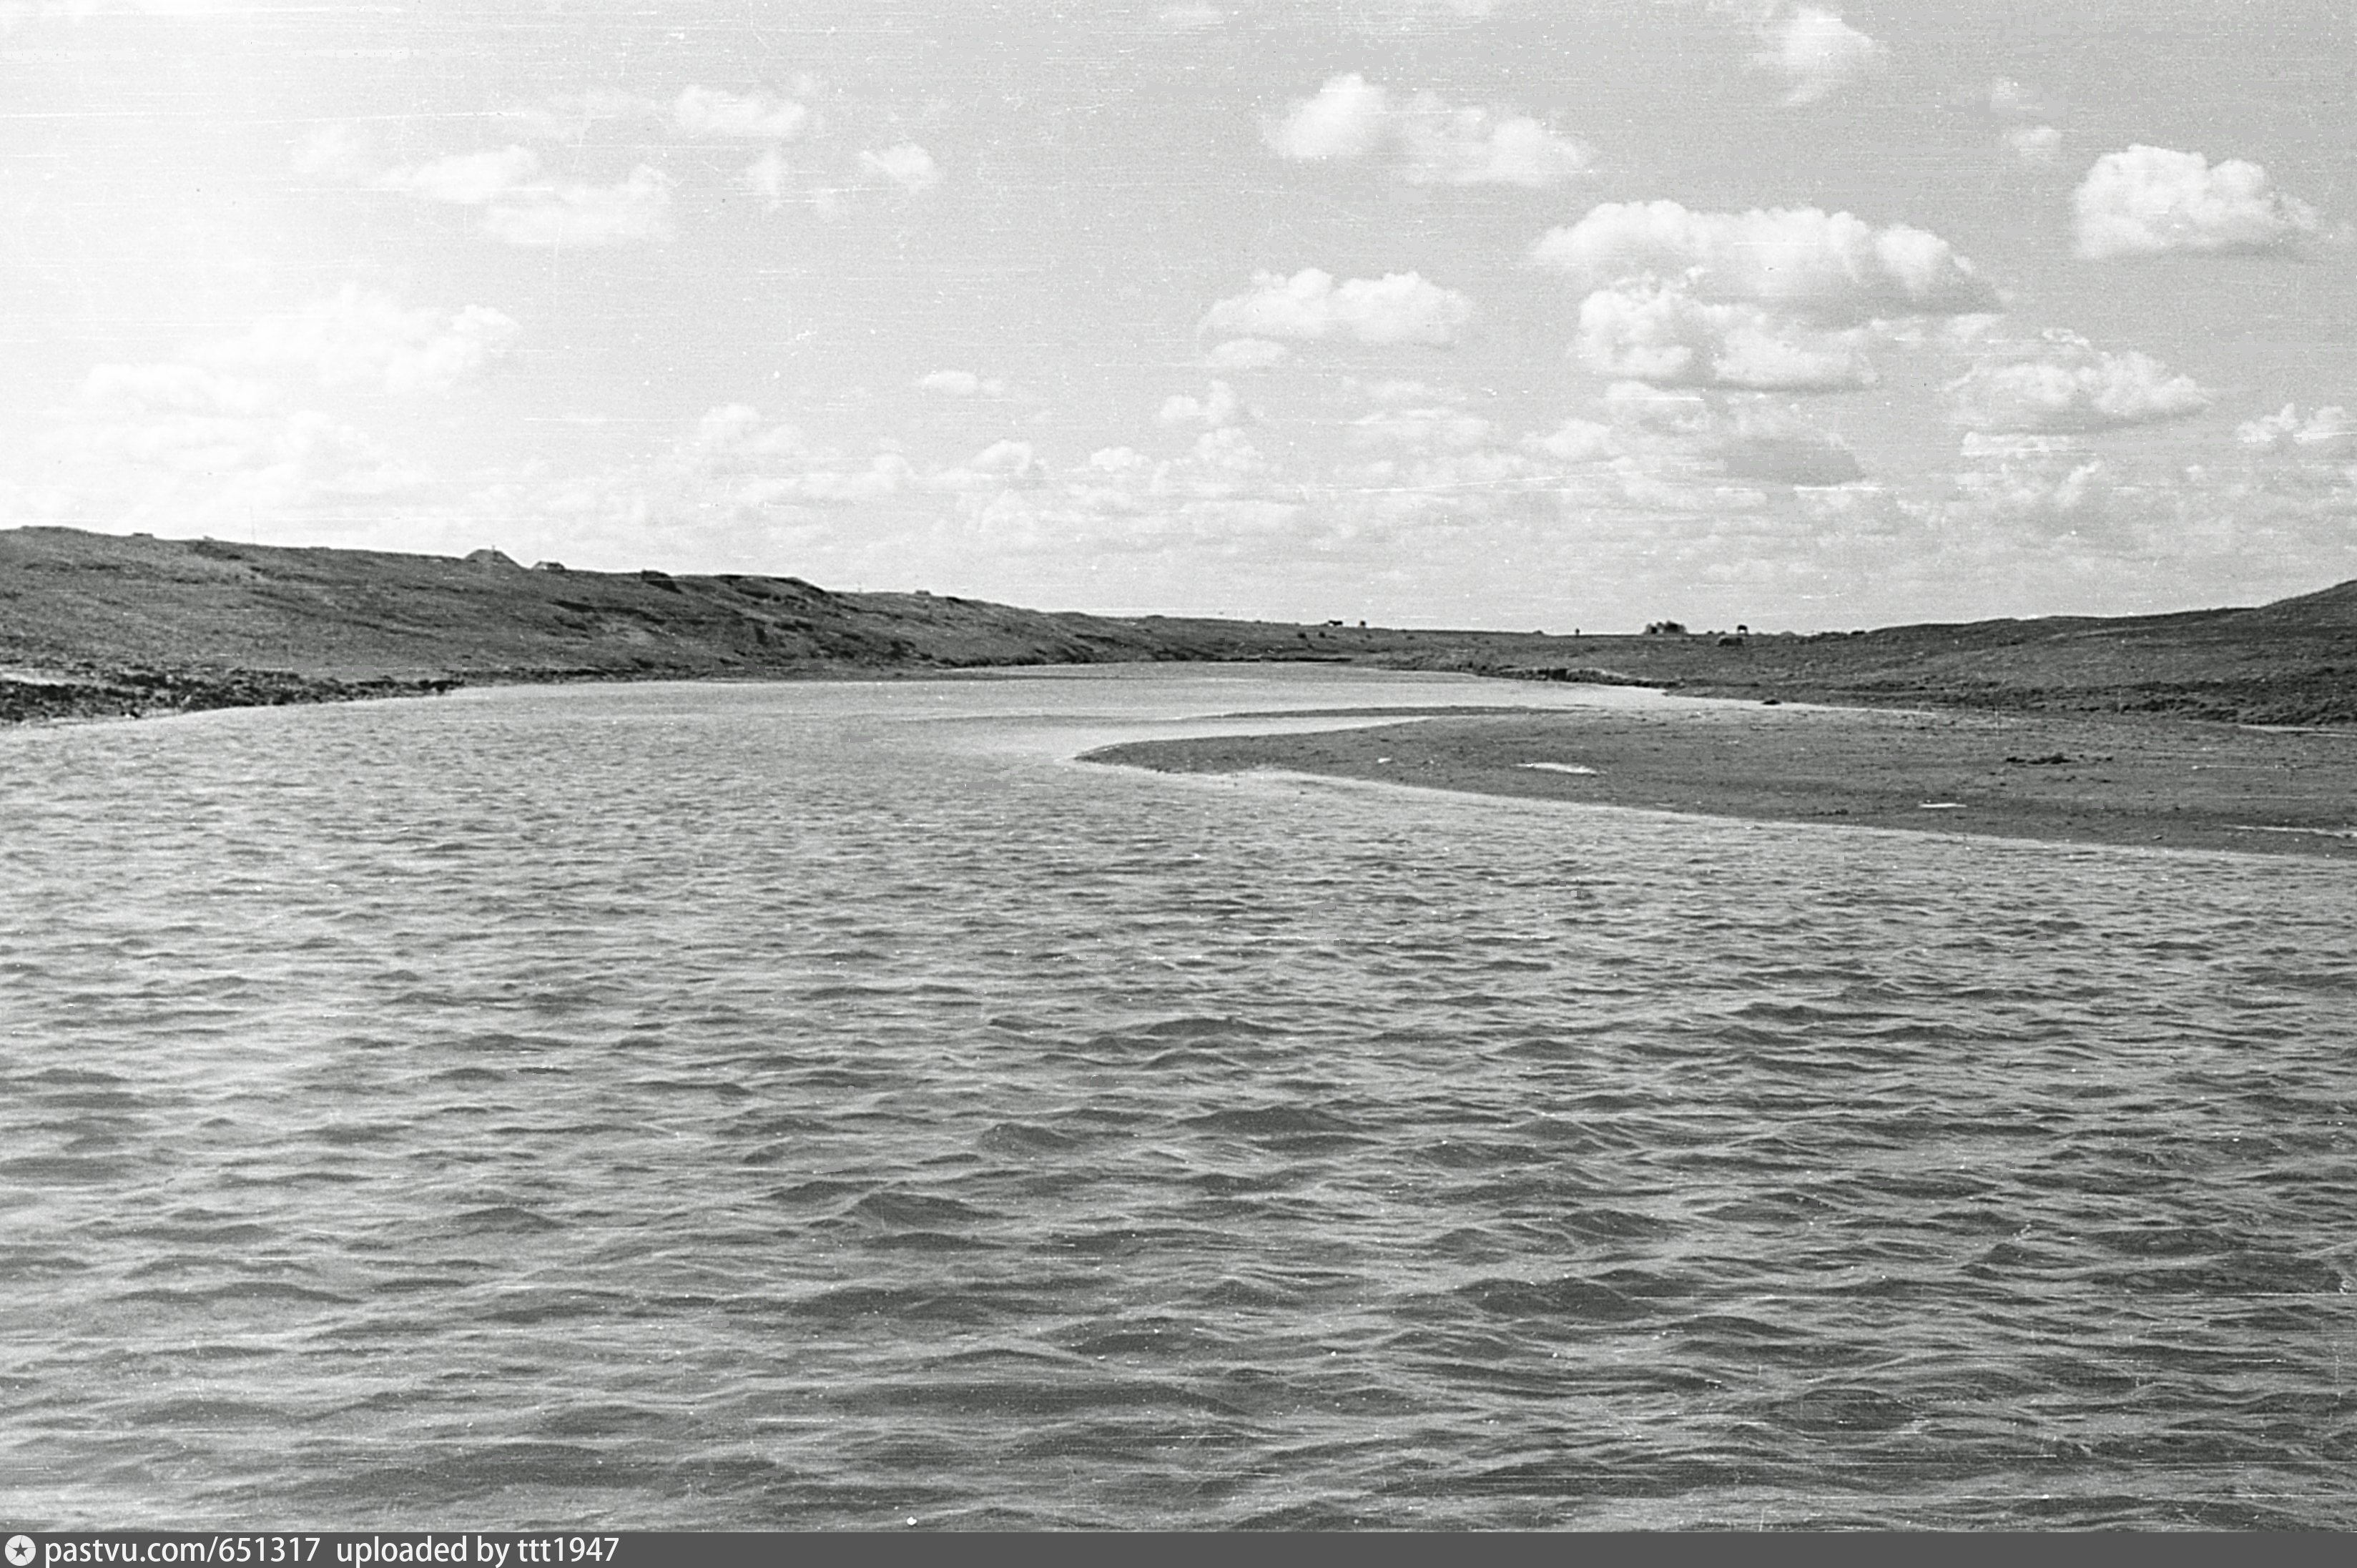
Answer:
2, 526, 2352, 725
1539, 588, 2357, 725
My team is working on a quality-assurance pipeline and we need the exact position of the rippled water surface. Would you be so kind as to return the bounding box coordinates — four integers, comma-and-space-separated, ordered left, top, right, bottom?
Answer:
4, 669, 2354, 1529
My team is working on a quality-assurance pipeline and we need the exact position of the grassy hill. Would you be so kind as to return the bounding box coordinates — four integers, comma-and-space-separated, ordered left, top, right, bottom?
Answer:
1498, 582, 2357, 726
2, 526, 2352, 725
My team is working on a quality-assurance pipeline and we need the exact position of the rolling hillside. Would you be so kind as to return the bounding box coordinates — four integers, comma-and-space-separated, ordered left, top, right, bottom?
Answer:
2, 526, 2351, 726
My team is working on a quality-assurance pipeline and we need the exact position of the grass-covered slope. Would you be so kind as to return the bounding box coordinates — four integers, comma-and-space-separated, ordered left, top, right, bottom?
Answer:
2, 525, 2353, 725
1506, 585, 2357, 725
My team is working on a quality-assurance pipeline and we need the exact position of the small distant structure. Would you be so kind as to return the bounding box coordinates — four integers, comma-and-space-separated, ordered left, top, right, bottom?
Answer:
465, 548, 521, 568
531, 560, 568, 573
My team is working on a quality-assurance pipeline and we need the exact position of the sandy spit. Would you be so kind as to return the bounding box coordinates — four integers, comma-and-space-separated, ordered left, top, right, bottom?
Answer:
1083, 701, 2357, 860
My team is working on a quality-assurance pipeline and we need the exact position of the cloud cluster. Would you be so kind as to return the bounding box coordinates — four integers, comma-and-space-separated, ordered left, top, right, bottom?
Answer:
380, 366, 2348, 634
858, 144, 941, 194
1157, 381, 1246, 429
310, 77, 934, 237
1347, 401, 1492, 453
201, 285, 518, 395
378, 146, 541, 206
1266, 73, 1388, 159
1748, 5, 1884, 106
2237, 404, 2353, 453
681, 405, 916, 506
2073, 145, 2330, 260
496, 84, 840, 215
917, 370, 1013, 399
671, 86, 809, 142
1984, 76, 2061, 166
1202, 269, 1473, 347
486, 166, 672, 247
1553, 382, 1864, 486
1535, 202, 1999, 322
2005, 127, 2062, 167
1265, 74, 1593, 187
21, 287, 517, 536
1574, 282, 1876, 391
905, 374, 1877, 609
1946, 330, 2213, 433
375, 145, 674, 247
1535, 202, 1995, 393
34, 363, 423, 534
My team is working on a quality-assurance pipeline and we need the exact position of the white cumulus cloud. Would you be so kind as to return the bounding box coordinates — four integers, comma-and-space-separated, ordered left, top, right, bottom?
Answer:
632, 403, 916, 514
1157, 380, 1245, 428
373, 146, 672, 246
1395, 99, 1593, 187
76, 362, 280, 419
2006, 127, 2062, 167
377, 146, 541, 205
673, 86, 808, 141
499, 90, 662, 143
1265, 73, 1392, 159
484, 167, 672, 247
1987, 77, 2044, 119
292, 122, 371, 180
861, 144, 940, 194
743, 148, 791, 209
2237, 404, 2353, 453
1347, 404, 1494, 451
34, 359, 424, 536
1202, 269, 1473, 347
1532, 201, 1999, 323
1265, 74, 1592, 186
201, 286, 518, 395
924, 439, 1052, 493
2074, 146, 2330, 260
917, 370, 1011, 398
1575, 281, 1878, 392
1947, 330, 2214, 433
1753, 6, 1884, 106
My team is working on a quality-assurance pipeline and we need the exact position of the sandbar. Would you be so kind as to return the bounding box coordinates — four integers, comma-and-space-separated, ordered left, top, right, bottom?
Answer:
1084, 700, 2357, 859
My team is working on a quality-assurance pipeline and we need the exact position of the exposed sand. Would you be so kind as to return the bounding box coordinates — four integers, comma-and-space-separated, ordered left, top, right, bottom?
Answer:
1084, 700, 2357, 860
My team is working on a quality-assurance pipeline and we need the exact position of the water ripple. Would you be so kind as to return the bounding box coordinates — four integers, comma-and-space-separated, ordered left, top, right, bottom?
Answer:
3, 670, 2353, 1528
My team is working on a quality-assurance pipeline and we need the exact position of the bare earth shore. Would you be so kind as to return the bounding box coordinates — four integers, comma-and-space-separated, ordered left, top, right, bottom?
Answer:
7, 526, 2353, 857
1083, 702, 2357, 861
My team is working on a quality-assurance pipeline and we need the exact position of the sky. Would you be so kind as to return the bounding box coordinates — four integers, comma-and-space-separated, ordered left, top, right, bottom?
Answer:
1, 0, 2353, 631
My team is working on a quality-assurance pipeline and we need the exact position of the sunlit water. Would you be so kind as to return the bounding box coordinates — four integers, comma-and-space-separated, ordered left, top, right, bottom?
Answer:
3, 668, 2353, 1530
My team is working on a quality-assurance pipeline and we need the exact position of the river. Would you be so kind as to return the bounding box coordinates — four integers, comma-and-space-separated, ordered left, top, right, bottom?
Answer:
3, 669, 2351, 1528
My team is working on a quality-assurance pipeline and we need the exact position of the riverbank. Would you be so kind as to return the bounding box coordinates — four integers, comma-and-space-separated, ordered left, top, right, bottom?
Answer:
1083, 701, 2357, 859
0, 666, 461, 725
5, 526, 2355, 731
